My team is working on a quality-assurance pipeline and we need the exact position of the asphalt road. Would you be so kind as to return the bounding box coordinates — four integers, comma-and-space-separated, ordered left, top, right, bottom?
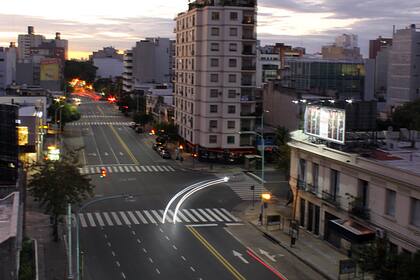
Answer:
64, 98, 323, 280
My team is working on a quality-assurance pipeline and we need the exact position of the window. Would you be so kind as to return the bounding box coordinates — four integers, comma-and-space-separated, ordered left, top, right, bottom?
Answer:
209, 120, 218, 129
211, 43, 219, 51
230, 12, 238, 21
210, 89, 219, 98
211, 12, 220, 20
210, 74, 219, 82
209, 135, 217, 143
229, 59, 237, 67
228, 105, 236, 114
227, 121, 235, 129
385, 189, 396, 217
330, 169, 340, 198
312, 163, 319, 190
228, 74, 237, 83
230, 28, 238, 36
410, 198, 420, 227
210, 58, 219, 67
298, 159, 306, 186
358, 179, 369, 208
227, 136, 235, 144
211, 27, 220, 36
228, 90, 236, 98
210, 105, 218, 113
229, 43, 237, 52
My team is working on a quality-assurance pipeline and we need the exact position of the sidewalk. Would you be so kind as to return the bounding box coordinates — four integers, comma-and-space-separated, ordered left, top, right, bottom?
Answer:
233, 200, 348, 280
25, 192, 68, 280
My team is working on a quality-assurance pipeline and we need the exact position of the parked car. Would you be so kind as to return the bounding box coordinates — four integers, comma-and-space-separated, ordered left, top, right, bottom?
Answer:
135, 126, 143, 133
153, 143, 162, 151
156, 146, 166, 155
161, 150, 171, 159
129, 122, 137, 128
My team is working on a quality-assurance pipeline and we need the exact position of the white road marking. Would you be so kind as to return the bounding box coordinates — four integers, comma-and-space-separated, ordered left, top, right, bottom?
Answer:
132, 230, 136, 235
168, 166, 175, 171
156, 268, 160, 275
183, 209, 199, 223
213, 208, 231, 221
220, 208, 241, 222
176, 210, 191, 223
205, 209, 223, 222
143, 210, 157, 224
151, 166, 158, 171
142, 248, 147, 253
116, 261, 120, 267
127, 211, 139, 224
107, 242, 111, 247
156, 166, 164, 171
187, 224, 218, 227
134, 166, 141, 172
86, 213, 96, 227
165, 236, 170, 241
78, 214, 88, 227
124, 166, 131, 172
113, 166, 119, 172
111, 251, 116, 257
107, 166, 113, 173
103, 212, 113, 226
129, 166, 136, 172
118, 166, 124, 172
167, 209, 182, 223
159, 228, 163, 233
111, 212, 122, 225
190, 209, 207, 222
146, 166, 153, 172
137, 239, 141, 244
151, 210, 163, 223
149, 257, 154, 263
172, 245, 177, 250
95, 212, 105, 226
121, 272, 126, 279
190, 266, 196, 272
160, 210, 172, 223
198, 209, 215, 222
119, 211, 131, 225
135, 211, 148, 224
141, 166, 147, 172
181, 256, 187, 261
161, 166, 170, 171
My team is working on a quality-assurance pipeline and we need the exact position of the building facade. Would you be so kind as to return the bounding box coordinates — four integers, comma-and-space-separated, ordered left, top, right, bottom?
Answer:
289, 130, 420, 254
0, 44, 17, 95
387, 24, 420, 107
122, 50, 133, 93
369, 36, 392, 60
91, 47, 124, 79
174, 0, 258, 159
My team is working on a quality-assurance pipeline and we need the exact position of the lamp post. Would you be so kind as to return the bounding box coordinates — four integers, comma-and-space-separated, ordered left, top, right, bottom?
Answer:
74, 194, 129, 280
54, 104, 64, 146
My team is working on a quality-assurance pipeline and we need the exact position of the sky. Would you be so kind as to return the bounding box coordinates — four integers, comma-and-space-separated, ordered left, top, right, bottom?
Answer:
0, 0, 418, 59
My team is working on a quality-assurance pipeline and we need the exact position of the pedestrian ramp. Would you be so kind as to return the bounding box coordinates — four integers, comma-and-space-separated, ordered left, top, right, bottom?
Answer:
79, 164, 176, 175
68, 121, 132, 126
75, 208, 241, 228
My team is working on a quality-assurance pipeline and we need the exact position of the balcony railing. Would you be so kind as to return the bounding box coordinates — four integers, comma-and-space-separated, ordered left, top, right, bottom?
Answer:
240, 95, 255, 101
242, 64, 256, 70
242, 33, 256, 40
349, 199, 370, 220
240, 112, 257, 117
241, 80, 255, 86
322, 191, 341, 207
243, 17, 255, 24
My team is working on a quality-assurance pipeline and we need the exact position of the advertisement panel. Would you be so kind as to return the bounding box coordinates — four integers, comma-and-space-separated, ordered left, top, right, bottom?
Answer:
40, 58, 60, 81
304, 106, 346, 144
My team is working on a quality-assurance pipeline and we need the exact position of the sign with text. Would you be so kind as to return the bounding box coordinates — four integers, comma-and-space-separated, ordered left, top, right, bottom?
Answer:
304, 105, 346, 144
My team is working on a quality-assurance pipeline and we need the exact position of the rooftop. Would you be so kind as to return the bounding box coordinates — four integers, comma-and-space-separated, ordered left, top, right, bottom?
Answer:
188, 0, 256, 10
290, 130, 420, 187
0, 192, 20, 244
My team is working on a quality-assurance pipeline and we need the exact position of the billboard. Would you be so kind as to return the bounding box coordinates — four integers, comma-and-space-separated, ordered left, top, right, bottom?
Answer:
304, 105, 346, 144
40, 58, 60, 81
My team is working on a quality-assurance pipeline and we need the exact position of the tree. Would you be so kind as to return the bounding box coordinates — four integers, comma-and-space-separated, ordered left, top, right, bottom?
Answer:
47, 102, 81, 128
93, 77, 122, 96
28, 151, 94, 241
353, 236, 420, 280
155, 122, 179, 141
64, 60, 97, 83
391, 99, 420, 130
273, 126, 291, 179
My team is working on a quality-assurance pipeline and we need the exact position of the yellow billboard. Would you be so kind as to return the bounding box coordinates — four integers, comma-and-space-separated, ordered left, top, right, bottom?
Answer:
17, 126, 29, 146
40, 58, 60, 81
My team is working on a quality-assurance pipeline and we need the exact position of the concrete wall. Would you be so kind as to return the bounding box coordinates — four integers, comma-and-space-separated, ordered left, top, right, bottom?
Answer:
93, 57, 124, 79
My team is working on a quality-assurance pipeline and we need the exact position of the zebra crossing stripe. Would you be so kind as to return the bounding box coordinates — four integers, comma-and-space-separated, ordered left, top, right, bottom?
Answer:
119, 211, 131, 225
176, 210, 190, 223
113, 166, 119, 172
79, 214, 88, 227
127, 211, 139, 224
124, 166, 130, 172
143, 210, 156, 224
168, 166, 175, 171
160, 210, 171, 223
151, 210, 163, 223
146, 166, 153, 172
111, 212, 122, 225
213, 208, 231, 221
198, 209, 215, 222
220, 208, 241, 222
141, 166, 147, 172
103, 212, 114, 226
205, 208, 223, 222
107, 167, 113, 173
95, 212, 105, 226
151, 166, 158, 171
156, 166, 164, 172
95, 167, 101, 173
167, 209, 182, 223
86, 213, 96, 227
118, 166, 124, 172
135, 211, 148, 224
190, 209, 207, 222
129, 166, 136, 172
134, 166, 141, 172
161, 166, 170, 171
182, 209, 199, 223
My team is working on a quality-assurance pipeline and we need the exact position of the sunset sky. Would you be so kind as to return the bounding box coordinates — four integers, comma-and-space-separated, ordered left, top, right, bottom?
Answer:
0, 0, 418, 59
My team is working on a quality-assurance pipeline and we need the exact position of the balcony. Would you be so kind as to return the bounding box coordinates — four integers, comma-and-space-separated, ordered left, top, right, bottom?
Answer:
242, 33, 256, 40
242, 16, 255, 25
349, 199, 370, 220
242, 63, 256, 71
240, 95, 255, 102
241, 80, 255, 87
240, 111, 257, 117
322, 191, 341, 207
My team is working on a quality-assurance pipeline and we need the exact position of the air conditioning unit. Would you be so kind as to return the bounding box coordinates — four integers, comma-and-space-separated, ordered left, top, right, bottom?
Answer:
375, 228, 386, 239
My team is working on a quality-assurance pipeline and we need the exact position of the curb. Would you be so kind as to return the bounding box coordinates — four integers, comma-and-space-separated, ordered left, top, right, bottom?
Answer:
248, 221, 334, 280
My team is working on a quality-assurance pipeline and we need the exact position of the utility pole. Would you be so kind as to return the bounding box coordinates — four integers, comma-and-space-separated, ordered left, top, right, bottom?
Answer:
67, 204, 73, 279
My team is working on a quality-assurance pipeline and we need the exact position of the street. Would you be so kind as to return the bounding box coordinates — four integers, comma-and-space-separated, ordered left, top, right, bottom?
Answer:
64, 99, 324, 280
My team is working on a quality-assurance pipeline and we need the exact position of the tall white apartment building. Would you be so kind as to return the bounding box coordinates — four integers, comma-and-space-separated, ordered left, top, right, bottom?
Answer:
387, 24, 420, 107
17, 26, 45, 60
174, 0, 258, 159
0, 43, 17, 94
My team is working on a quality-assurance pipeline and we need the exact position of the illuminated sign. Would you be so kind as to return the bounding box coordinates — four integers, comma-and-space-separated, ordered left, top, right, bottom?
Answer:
304, 106, 346, 144
17, 126, 29, 146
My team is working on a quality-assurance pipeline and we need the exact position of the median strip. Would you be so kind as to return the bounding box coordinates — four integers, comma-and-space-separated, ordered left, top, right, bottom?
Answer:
109, 125, 139, 165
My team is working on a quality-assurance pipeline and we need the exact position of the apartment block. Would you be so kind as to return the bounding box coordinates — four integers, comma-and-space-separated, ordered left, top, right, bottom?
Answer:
174, 0, 258, 160
0, 43, 17, 95
289, 130, 420, 254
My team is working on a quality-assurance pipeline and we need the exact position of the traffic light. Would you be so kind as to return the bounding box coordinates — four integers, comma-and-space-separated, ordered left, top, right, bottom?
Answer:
100, 167, 107, 178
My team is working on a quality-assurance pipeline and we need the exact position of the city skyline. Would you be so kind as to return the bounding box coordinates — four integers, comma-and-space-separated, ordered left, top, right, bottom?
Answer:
0, 0, 418, 59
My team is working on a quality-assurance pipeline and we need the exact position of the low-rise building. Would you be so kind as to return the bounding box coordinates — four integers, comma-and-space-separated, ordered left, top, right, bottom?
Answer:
289, 129, 420, 255
91, 47, 124, 79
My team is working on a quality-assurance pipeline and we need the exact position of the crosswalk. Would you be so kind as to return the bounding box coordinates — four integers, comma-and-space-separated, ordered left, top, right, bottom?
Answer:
229, 184, 268, 201
79, 164, 176, 175
76, 208, 241, 228
81, 115, 121, 119
68, 121, 132, 126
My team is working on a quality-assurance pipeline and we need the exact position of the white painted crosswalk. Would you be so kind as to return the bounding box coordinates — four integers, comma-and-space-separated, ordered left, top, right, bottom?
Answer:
68, 121, 132, 126
76, 208, 241, 228
81, 115, 121, 118
79, 164, 176, 175
229, 184, 268, 201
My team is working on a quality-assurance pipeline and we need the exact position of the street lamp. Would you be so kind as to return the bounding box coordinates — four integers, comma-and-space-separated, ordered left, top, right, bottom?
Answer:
54, 104, 65, 146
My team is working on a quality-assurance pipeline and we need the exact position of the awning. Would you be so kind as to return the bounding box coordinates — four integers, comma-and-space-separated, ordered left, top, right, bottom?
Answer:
329, 219, 375, 243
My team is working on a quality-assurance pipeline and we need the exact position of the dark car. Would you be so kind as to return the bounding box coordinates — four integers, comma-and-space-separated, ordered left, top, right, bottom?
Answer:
153, 143, 162, 151
135, 126, 143, 133
161, 150, 171, 159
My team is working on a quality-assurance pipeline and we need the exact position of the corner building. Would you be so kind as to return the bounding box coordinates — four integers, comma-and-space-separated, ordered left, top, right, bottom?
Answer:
174, 0, 258, 159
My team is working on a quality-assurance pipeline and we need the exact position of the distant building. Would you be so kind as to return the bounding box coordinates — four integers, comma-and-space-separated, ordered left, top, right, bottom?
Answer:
281, 57, 366, 101
369, 36, 392, 59
174, 0, 259, 160
387, 24, 420, 107
90, 47, 124, 79
289, 129, 420, 254
0, 104, 18, 185
122, 50, 133, 93
322, 34, 362, 60
0, 43, 17, 95
17, 26, 45, 60
256, 44, 280, 87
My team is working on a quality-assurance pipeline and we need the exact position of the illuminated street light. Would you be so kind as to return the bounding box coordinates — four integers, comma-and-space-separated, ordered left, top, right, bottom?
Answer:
261, 193, 272, 201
